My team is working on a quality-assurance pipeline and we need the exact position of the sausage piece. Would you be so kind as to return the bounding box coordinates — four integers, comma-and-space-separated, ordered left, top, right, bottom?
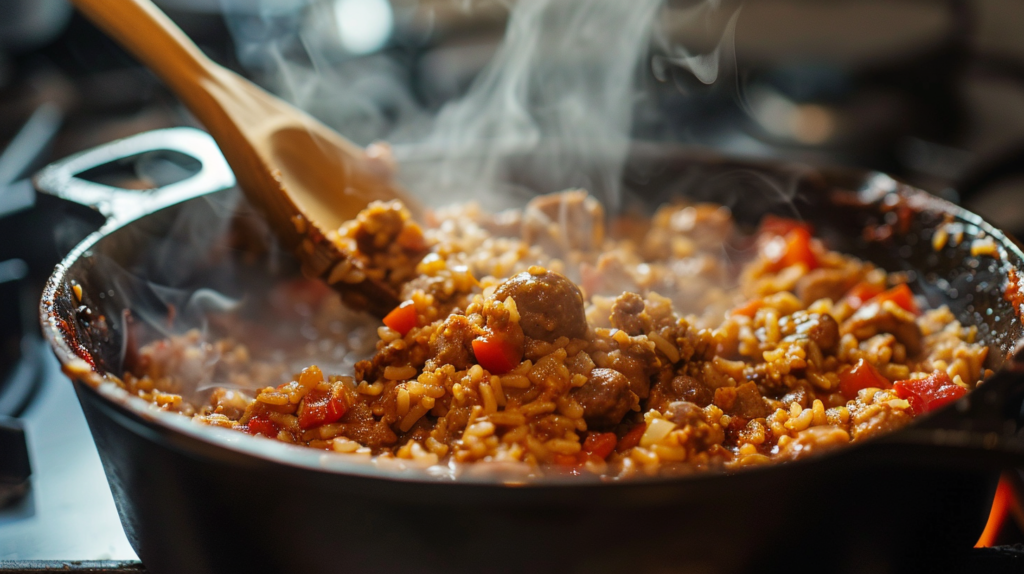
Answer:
777, 426, 850, 461
427, 314, 475, 371
493, 269, 587, 342
775, 312, 840, 355
842, 302, 923, 357
648, 374, 714, 412
570, 368, 632, 428
795, 268, 859, 305
714, 382, 771, 419
610, 292, 646, 336
806, 314, 840, 354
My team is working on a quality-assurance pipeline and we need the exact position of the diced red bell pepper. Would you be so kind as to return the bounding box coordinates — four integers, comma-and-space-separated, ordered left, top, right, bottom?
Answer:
298, 387, 348, 430
893, 370, 967, 415
616, 423, 647, 453
472, 334, 522, 375
844, 281, 885, 310
759, 215, 813, 238
731, 298, 764, 318
767, 228, 819, 272
246, 414, 280, 437
583, 432, 618, 460
839, 359, 891, 400
383, 301, 418, 336
873, 283, 920, 315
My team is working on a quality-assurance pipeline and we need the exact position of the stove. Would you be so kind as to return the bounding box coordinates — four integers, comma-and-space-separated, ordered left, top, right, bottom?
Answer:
2, 1, 1024, 571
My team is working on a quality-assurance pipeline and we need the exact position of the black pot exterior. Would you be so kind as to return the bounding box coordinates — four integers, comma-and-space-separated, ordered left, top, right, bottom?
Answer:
75, 379, 994, 574
41, 143, 1024, 574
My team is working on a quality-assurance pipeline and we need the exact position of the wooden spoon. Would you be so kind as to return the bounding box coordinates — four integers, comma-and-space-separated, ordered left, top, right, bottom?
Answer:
69, 0, 422, 316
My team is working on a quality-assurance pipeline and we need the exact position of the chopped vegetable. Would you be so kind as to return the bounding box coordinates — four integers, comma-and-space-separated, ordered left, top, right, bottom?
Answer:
893, 370, 966, 415
246, 414, 279, 437
844, 281, 884, 310
873, 283, 920, 315
640, 418, 677, 448
838, 359, 891, 400
472, 334, 522, 375
583, 432, 618, 460
383, 301, 417, 335
298, 387, 348, 430
767, 228, 819, 272
616, 423, 647, 453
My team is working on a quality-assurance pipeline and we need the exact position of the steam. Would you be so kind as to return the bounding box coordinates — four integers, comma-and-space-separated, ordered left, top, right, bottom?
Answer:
63, 0, 827, 417
652, 1, 741, 86
83, 190, 378, 402
221, 0, 750, 214
220, 0, 428, 146
417, 0, 662, 213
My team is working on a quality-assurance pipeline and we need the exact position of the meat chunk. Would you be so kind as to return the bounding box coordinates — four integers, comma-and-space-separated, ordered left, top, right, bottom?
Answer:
351, 200, 425, 256
610, 292, 646, 336
340, 402, 398, 448
714, 382, 771, 419
806, 314, 840, 354
842, 302, 923, 357
775, 312, 840, 354
776, 381, 814, 409
777, 426, 850, 461
648, 374, 714, 411
664, 401, 723, 450
663, 400, 705, 427
795, 268, 860, 305
603, 348, 657, 399
493, 269, 587, 342
570, 368, 632, 428
849, 400, 914, 441
426, 314, 476, 371
522, 189, 605, 253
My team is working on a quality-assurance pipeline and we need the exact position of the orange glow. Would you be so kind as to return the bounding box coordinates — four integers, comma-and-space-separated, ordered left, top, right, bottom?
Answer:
976, 475, 1014, 548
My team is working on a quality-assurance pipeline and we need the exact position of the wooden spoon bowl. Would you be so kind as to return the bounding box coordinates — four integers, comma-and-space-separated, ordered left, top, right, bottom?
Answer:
69, 0, 422, 316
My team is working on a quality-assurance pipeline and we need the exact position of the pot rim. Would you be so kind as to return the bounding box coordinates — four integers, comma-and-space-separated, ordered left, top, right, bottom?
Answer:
37, 144, 1024, 487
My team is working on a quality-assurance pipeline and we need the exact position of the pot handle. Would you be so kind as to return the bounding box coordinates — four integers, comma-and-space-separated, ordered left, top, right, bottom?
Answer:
33, 127, 235, 228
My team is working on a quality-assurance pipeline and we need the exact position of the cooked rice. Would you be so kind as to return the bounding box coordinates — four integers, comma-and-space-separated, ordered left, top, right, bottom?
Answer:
115, 191, 994, 478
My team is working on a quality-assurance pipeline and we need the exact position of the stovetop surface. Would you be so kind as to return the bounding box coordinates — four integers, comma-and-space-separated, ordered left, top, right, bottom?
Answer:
0, 343, 135, 562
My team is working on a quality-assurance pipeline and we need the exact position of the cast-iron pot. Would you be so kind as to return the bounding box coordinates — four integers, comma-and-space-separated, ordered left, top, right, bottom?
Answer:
36, 127, 1024, 574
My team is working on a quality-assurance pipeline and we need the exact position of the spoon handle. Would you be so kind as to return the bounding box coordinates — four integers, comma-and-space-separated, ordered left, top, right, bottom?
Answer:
69, 0, 219, 96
